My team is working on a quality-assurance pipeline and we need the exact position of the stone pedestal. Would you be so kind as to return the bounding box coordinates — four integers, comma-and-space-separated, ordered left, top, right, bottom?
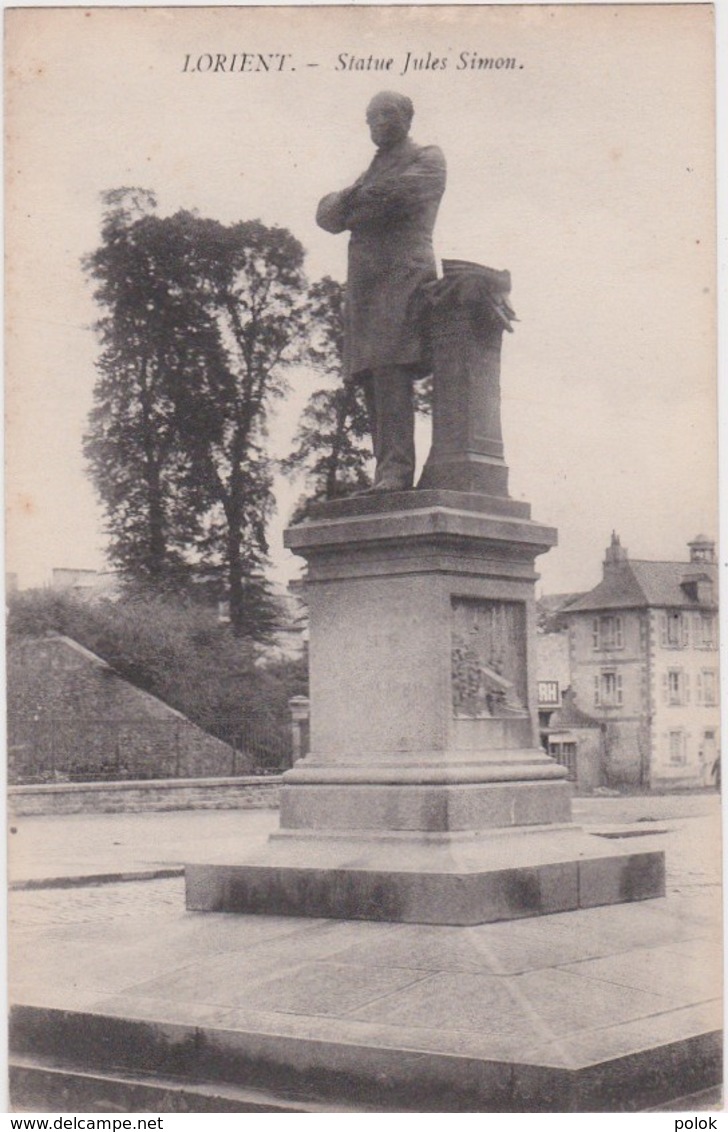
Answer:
186, 490, 665, 923
186, 262, 664, 924
418, 261, 515, 495
278, 490, 567, 835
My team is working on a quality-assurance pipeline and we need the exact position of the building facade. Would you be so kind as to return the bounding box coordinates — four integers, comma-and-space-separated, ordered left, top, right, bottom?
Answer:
565, 534, 719, 790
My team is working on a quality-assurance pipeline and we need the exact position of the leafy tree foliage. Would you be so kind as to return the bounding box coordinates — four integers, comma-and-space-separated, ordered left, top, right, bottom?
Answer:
84, 190, 308, 635
282, 277, 373, 517
83, 190, 221, 589
7, 588, 307, 750
283, 276, 433, 519
170, 216, 308, 628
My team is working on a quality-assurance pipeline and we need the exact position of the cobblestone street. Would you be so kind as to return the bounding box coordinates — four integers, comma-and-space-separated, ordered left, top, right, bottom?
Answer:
10, 877, 185, 928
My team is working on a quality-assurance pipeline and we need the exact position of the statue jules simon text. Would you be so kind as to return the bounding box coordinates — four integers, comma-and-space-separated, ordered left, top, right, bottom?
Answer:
316, 92, 446, 492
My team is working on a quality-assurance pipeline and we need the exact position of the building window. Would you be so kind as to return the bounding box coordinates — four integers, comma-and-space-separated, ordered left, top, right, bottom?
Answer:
592, 615, 624, 651
549, 740, 577, 780
661, 611, 688, 649
697, 670, 717, 706
594, 669, 623, 707
695, 613, 717, 649
665, 669, 688, 706
668, 730, 686, 766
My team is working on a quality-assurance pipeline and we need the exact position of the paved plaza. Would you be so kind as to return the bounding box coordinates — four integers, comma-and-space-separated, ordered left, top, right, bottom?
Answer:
8, 790, 721, 890
7, 793, 723, 1111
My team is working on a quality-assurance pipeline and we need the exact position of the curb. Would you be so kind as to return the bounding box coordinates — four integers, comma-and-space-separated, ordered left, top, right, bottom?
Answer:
10, 867, 185, 892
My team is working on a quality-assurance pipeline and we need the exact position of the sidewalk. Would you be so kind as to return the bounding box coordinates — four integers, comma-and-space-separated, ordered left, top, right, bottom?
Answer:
8, 807, 277, 886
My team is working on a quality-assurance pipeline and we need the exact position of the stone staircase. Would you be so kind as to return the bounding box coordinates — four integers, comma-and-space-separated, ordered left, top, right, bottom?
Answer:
9, 1001, 723, 1114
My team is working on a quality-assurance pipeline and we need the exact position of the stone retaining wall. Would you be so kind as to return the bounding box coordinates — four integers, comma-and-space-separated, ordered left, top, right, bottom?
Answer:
8, 776, 282, 817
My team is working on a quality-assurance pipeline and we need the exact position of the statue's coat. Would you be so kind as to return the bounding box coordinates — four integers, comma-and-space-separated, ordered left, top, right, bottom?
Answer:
317, 138, 446, 378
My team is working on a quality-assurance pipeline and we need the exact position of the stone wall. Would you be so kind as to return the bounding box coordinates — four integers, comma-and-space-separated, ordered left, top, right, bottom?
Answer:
8, 776, 281, 817
536, 629, 571, 692
7, 635, 253, 781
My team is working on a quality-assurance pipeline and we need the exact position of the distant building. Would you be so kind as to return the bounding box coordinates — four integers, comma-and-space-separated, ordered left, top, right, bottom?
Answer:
562, 533, 719, 790
51, 568, 120, 601
541, 688, 605, 793
536, 625, 571, 715
536, 602, 607, 792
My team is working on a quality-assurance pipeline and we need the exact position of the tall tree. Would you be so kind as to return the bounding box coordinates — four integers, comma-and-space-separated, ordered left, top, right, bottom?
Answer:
84, 191, 308, 635
84, 189, 224, 588
174, 216, 308, 631
282, 277, 373, 515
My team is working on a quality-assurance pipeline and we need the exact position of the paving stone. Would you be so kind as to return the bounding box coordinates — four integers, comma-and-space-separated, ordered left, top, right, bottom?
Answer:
235, 962, 434, 1017
560, 944, 720, 1006
508, 967, 671, 1036
522, 1000, 723, 1069
310, 922, 505, 973
9, 878, 184, 927
86, 995, 240, 1028
126, 951, 431, 1016
349, 970, 555, 1043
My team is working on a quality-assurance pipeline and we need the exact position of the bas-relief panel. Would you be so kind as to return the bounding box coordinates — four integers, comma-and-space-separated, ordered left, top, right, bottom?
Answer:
451, 597, 528, 720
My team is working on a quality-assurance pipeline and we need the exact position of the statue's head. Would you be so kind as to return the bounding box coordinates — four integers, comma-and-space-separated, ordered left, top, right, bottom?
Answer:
366, 91, 413, 149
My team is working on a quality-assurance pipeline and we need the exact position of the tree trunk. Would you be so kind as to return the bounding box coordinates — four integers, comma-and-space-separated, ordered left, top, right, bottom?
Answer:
225, 439, 246, 635
139, 356, 167, 580
227, 521, 245, 635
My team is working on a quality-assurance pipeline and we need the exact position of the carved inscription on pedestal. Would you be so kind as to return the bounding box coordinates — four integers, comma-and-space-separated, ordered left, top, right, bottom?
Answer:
451, 597, 528, 719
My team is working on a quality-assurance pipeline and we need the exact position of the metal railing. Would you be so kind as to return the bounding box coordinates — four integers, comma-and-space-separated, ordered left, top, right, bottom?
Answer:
6, 715, 295, 785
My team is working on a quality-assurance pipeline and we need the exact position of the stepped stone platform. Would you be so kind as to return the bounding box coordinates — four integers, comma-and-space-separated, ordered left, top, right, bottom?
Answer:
186, 826, 665, 925
10, 878, 722, 1112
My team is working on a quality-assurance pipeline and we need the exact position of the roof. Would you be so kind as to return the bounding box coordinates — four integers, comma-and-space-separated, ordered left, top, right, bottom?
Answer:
537, 592, 586, 631
565, 567, 648, 612
549, 689, 601, 729
538, 592, 584, 615
566, 558, 717, 613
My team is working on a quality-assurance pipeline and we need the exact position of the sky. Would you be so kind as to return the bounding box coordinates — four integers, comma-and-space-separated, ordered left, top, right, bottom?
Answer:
4, 3, 718, 597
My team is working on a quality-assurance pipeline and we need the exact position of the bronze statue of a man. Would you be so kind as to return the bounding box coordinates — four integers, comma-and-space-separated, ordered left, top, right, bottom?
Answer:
316, 92, 446, 492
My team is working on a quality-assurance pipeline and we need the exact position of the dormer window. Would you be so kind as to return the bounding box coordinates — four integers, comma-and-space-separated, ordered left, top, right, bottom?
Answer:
681, 576, 714, 605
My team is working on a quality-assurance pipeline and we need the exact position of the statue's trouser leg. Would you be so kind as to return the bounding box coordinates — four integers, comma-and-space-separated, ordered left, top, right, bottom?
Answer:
366, 364, 415, 489
360, 373, 379, 460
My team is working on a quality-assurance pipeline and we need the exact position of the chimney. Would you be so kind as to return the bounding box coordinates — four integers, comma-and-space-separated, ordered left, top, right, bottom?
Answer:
603, 531, 628, 576
688, 534, 715, 564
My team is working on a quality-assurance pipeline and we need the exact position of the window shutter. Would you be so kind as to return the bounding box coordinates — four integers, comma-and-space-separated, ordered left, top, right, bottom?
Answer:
684, 673, 690, 704
661, 672, 669, 704
592, 619, 599, 649
681, 614, 689, 646
594, 675, 600, 706
616, 673, 623, 706
660, 613, 667, 647
615, 617, 623, 648
696, 672, 703, 705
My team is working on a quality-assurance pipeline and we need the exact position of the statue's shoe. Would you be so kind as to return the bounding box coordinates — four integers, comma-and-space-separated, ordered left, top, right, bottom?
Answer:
370, 480, 413, 493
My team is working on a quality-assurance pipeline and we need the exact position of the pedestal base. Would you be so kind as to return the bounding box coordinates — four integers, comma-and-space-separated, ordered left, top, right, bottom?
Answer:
280, 779, 571, 832
185, 827, 665, 926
